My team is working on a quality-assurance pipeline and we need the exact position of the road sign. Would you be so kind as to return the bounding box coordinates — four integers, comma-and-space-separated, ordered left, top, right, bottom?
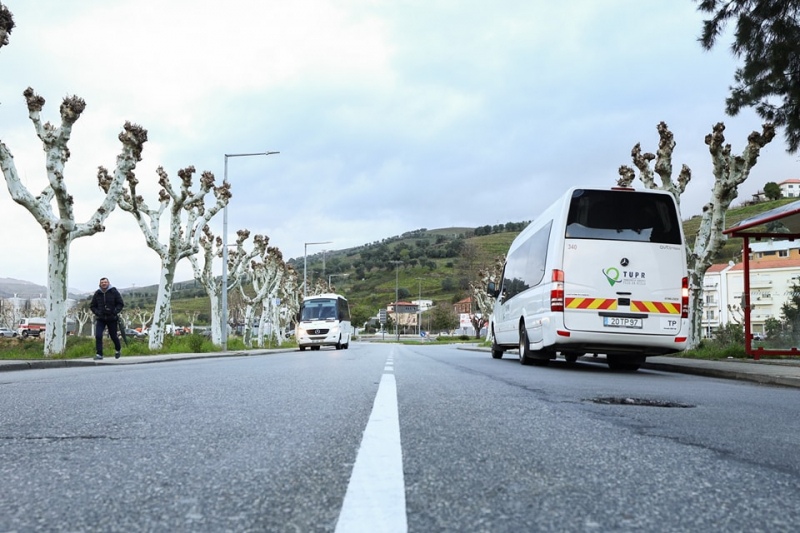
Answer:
379, 309, 387, 324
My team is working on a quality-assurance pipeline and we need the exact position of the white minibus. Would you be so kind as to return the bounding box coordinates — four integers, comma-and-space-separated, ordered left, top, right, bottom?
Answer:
488, 187, 689, 371
296, 293, 352, 351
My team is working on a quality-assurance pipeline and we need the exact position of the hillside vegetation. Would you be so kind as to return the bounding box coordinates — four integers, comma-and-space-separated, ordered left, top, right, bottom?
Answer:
113, 198, 796, 328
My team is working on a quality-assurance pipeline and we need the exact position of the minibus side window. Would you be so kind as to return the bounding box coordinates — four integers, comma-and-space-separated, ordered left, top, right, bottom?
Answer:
501, 221, 552, 300
524, 221, 551, 287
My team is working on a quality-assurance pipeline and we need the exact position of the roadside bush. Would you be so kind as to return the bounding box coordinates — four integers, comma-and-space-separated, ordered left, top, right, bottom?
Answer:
186, 334, 205, 353
162, 333, 217, 354
714, 322, 744, 347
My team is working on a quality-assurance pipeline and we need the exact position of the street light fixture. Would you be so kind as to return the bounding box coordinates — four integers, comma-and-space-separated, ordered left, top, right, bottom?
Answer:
390, 260, 403, 340
304, 241, 332, 297
221, 150, 279, 352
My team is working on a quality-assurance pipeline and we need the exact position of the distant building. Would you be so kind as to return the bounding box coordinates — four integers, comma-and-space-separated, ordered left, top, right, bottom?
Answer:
701, 263, 734, 338
701, 251, 800, 337
388, 301, 418, 330
749, 240, 800, 262
777, 179, 800, 198
412, 299, 433, 312
453, 297, 472, 315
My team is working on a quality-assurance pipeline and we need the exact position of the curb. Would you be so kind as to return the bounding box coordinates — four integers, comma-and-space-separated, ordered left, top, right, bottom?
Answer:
0, 348, 296, 373
641, 360, 800, 389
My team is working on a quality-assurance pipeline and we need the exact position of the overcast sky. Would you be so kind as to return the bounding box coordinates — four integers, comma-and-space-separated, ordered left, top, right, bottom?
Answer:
1, 0, 797, 293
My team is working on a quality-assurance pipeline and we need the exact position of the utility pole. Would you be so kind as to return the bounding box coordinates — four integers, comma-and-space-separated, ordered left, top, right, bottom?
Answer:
390, 260, 403, 340
415, 277, 424, 336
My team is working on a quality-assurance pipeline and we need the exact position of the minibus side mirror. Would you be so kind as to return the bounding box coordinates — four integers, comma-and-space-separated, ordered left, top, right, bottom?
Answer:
487, 282, 500, 298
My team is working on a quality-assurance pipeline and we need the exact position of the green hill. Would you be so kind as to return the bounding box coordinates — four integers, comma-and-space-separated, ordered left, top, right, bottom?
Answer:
133, 198, 797, 328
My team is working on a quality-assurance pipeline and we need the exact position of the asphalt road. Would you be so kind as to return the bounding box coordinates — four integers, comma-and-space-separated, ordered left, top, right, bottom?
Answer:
1, 343, 799, 532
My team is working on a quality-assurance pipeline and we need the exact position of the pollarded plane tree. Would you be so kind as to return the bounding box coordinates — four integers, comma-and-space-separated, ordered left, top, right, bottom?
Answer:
617, 121, 775, 349
0, 2, 13, 50
243, 246, 286, 347
276, 265, 301, 344
309, 279, 329, 297
469, 254, 505, 340
131, 307, 153, 333
102, 164, 230, 349
254, 249, 288, 348
73, 307, 92, 336
0, 88, 147, 355
185, 310, 199, 333
189, 227, 265, 346
232, 235, 273, 347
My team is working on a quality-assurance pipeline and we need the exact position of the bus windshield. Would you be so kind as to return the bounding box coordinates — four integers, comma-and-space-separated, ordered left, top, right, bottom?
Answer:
300, 298, 339, 321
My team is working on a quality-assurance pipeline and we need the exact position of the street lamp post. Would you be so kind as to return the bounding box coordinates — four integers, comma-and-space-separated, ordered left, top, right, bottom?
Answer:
415, 277, 424, 336
304, 241, 332, 298
328, 273, 348, 291
390, 260, 403, 340
221, 151, 279, 352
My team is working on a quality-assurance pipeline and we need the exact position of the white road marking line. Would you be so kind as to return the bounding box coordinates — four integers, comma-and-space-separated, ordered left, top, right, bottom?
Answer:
335, 367, 406, 532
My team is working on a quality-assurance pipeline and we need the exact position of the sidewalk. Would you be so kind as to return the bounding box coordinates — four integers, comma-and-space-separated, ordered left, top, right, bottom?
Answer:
0, 348, 294, 372
2, 347, 800, 389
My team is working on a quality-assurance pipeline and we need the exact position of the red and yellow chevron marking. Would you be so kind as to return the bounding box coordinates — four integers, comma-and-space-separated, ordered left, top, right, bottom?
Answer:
565, 298, 617, 310
630, 301, 681, 314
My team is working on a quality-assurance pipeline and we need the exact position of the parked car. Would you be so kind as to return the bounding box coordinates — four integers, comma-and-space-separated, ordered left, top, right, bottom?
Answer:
0, 327, 17, 337
124, 328, 145, 338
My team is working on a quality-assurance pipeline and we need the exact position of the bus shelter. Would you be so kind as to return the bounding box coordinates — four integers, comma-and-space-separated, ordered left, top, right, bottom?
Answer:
724, 200, 800, 359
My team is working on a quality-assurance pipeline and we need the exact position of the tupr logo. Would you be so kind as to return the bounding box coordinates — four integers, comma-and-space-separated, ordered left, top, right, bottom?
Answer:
603, 267, 620, 286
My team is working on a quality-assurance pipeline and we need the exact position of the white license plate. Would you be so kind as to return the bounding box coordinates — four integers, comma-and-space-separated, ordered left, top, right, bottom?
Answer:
603, 317, 643, 329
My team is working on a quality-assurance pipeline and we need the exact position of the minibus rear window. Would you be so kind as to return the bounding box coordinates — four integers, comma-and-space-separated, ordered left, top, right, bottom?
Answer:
565, 189, 682, 244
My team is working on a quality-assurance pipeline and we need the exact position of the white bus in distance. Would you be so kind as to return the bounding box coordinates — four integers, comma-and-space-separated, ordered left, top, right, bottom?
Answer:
488, 186, 689, 371
296, 293, 352, 351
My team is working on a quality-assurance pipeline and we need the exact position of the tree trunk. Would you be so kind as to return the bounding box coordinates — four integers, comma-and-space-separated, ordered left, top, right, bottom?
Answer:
43, 232, 70, 356
148, 261, 177, 350
242, 303, 255, 347
209, 284, 223, 346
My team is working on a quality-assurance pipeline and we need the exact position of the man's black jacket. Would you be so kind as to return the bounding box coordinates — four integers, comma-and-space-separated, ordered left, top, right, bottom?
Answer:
90, 287, 124, 321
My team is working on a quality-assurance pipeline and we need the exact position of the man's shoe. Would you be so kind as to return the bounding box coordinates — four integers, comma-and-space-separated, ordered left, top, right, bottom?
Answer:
94, 354, 103, 360
115, 351, 121, 359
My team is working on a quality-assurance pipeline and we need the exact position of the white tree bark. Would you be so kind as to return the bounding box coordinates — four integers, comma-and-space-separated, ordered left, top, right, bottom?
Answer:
189, 228, 264, 346
186, 310, 199, 333
108, 165, 229, 349
0, 299, 24, 330
278, 266, 301, 342
75, 308, 92, 336
132, 307, 153, 333
618, 121, 775, 348
236, 239, 275, 346
0, 88, 147, 355
469, 255, 505, 340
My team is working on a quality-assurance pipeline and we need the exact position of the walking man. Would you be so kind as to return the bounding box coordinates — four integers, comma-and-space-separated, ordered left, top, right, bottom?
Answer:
90, 277, 124, 360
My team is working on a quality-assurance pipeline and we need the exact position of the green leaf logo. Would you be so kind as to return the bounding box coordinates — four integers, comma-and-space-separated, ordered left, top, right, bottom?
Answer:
603, 267, 620, 286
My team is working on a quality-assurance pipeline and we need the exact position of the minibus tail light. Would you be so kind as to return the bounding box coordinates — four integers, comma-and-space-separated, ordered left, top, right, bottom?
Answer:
681, 277, 689, 319
551, 269, 565, 312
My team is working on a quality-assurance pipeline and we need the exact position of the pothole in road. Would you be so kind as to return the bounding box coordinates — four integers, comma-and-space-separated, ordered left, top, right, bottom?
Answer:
591, 397, 695, 408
